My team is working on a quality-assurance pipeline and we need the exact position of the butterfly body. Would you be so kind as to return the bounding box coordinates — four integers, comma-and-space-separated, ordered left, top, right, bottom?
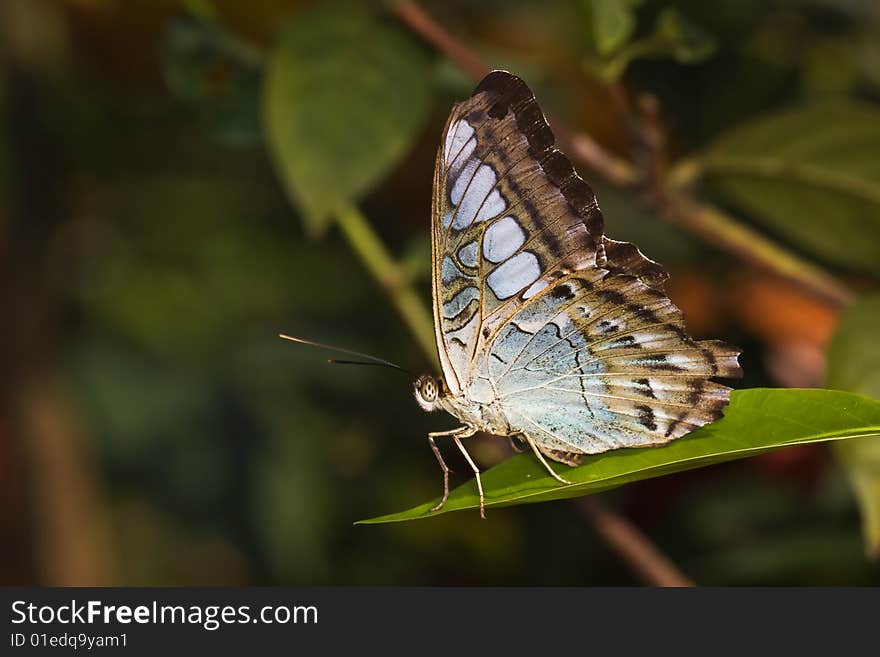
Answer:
420, 71, 741, 516
414, 374, 511, 436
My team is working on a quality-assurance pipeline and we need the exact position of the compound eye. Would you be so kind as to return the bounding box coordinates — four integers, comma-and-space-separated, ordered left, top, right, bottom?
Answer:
422, 379, 436, 401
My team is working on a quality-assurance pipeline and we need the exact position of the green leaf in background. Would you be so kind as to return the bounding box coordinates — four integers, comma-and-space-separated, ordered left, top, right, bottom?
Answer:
359, 388, 880, 523
653, 7, 716, 64
585, 0, 642, 56
163, 15, 264, 147
589, 6, 714, 82
264, 1, 433, 236
827, 294, 880, 558
697, 102, 880, 275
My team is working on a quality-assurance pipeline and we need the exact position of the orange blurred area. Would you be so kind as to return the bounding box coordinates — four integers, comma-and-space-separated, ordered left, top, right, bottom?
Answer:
729, 271, 840, 349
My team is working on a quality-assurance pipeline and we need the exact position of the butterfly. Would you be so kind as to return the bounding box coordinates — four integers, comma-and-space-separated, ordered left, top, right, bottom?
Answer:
412, 71, 742, 518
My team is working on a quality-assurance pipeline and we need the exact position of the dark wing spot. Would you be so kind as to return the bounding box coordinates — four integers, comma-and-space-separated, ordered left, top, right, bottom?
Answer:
636, 405, 658, 432
630, 304, 659, 324
596, 320, 619, 335
633, 378, 657, 399
666, 380, 705, 437
698, 343, 719, 376
551, 283, 576, 301
610, 335, 638, 348
600, 290, 626, 305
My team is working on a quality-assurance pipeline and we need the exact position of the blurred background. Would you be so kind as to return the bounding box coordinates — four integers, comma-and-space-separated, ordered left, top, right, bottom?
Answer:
1, 0, 879, 586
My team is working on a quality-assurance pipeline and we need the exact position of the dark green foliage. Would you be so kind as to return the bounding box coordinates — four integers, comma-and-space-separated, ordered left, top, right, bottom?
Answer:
703, 103, 880, 275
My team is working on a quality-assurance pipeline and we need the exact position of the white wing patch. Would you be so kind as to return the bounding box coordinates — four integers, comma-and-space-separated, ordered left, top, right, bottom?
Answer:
486, 251, 541, 300
483, 215, 526, 263
450, 160, 479, 207
522, 279, 549, 299
445, 119, 508, 232
473, 186, 506, 225
444, 119, 475, 165
453, 163, 504, 230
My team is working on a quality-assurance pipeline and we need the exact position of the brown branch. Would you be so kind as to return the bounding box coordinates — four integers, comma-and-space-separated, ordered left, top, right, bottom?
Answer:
391, 0, 490, 81
660, 194, 855, 308
574, 498, 694, 586
391, 0, 640, 187
553, 122, 641, 187
390, 0, 855, 311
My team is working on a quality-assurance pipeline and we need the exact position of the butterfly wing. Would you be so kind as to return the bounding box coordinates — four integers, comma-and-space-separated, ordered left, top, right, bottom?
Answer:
430, 71, 740, 457
483, 269, 741, 462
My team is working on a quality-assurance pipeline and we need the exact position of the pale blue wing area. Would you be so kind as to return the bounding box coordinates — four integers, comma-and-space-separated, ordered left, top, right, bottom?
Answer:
471, 272, 740, 454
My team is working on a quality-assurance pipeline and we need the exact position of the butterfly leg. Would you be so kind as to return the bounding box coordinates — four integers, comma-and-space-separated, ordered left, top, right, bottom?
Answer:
521, 432, 573, 486
428, 427, 467, 513
452, 429, 485, 519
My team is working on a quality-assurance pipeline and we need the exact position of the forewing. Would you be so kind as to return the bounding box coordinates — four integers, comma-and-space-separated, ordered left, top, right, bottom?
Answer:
431, 71, 605, 394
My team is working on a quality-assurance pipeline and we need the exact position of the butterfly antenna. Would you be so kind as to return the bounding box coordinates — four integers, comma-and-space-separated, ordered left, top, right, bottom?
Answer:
278, 334, 412, 375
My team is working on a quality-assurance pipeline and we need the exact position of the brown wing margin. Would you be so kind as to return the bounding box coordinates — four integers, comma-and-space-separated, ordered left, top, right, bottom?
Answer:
472, 72, 672, 290
472, 71, 606, 266
602, 238, 669, 290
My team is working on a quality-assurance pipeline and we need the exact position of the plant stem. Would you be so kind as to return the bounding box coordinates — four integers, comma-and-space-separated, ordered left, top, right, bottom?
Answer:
659, 194, 854, 307
334, 202, 439, 368
555, 123, 641, 187
390, 0, 490, 81
575, 498, 695, 586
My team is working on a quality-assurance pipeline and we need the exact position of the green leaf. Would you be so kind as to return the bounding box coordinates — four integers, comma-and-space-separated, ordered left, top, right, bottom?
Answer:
358, 388, 880, 524
827, 295, 880, 399
589, 6, 714, 82
585, 0, 642, 56
698, 102, 880, 275
264, 1, 433, 236
653, 7, 716, 64
163, 15, 263, 147
827, 294, 880, 558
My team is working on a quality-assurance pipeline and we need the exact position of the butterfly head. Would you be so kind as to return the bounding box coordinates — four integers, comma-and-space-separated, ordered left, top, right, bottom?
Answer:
414, 374, 445, 412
